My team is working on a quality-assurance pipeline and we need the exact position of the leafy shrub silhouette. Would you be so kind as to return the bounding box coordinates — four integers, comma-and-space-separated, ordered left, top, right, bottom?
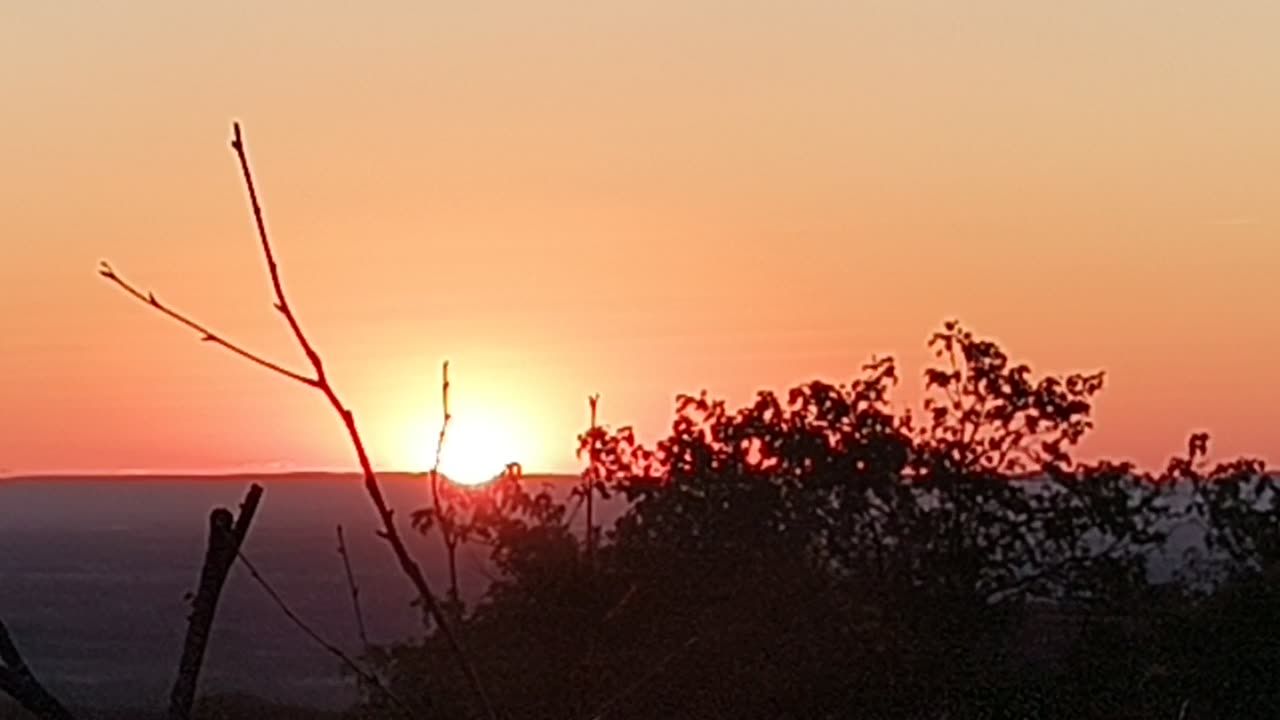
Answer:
371, 321, 1277, 719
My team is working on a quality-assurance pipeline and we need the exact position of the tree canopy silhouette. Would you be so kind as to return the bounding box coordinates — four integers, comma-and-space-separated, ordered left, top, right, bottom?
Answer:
378, 321, 1277, 720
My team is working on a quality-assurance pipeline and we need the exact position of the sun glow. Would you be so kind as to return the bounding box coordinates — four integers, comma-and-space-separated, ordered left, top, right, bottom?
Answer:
407, 410, 529, 487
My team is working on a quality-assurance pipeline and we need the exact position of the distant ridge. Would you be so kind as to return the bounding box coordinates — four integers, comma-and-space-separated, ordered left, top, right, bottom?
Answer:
4, 469, 1276, 483
0, 470, 581, 484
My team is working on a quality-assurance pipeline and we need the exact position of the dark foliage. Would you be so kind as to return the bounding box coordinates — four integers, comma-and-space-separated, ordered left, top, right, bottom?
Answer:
365, 322, 1275, 720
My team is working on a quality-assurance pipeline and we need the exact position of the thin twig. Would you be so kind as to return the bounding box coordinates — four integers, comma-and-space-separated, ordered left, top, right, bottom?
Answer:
0, 619, 75, 720
433, 360, 452, 481
428, 361, 452, 524
427, 361, 462, 603
585, 394, 600, 570
101, 122, 496, 720
236, 550, 414, 718
98, 263, 317, 388
336, 525, 371, 653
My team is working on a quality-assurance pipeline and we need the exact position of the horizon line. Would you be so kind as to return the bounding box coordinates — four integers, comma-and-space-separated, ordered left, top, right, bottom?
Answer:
0, 468, 581, 482
4, 467, 1277, 483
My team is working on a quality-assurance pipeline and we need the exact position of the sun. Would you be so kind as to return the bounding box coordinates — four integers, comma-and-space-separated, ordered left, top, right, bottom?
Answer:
413, 411, 527, 487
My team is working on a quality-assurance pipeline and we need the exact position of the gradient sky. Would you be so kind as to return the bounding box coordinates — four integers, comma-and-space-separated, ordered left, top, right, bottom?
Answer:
2, 1, 1277, 477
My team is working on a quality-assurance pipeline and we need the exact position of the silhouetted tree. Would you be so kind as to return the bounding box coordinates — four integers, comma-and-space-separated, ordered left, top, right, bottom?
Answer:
363, 322, 1279, 720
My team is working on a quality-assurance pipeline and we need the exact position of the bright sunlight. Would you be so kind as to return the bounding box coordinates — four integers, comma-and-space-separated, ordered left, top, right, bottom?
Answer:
403, 409, 530, 486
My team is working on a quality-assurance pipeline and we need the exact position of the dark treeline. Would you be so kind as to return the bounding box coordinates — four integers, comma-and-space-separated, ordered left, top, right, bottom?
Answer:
362, 322, 1279, 720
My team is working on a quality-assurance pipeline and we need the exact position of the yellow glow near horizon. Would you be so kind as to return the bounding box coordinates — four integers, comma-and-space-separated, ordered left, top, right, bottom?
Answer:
406, 410, 529, 487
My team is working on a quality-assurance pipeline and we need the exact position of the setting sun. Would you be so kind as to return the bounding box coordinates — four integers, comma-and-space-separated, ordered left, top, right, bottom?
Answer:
410, 410, 530, 487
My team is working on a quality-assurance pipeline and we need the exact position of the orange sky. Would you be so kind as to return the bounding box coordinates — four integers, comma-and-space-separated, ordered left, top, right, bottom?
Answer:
2, 2, 1277, 477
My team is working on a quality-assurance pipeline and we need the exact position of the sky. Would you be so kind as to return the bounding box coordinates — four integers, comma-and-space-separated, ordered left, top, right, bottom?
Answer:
1, 1, 1277, 478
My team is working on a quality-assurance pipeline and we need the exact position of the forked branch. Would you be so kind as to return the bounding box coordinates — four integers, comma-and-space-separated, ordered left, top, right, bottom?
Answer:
101, 122, 495, 720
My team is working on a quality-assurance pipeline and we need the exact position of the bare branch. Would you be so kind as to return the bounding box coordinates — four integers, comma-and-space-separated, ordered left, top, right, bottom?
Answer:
169, 483, 264, 720
229, 122, 328, 380
336, 525, 371, 653
235, 550, 414, 718
0, 619, 76, 720
428, 361, 452, 538
585, 394, 600, 570
427, 361, 463, 604
101, 122, 496, 719
99, 263, 318, 387
434, 360, 452, 480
